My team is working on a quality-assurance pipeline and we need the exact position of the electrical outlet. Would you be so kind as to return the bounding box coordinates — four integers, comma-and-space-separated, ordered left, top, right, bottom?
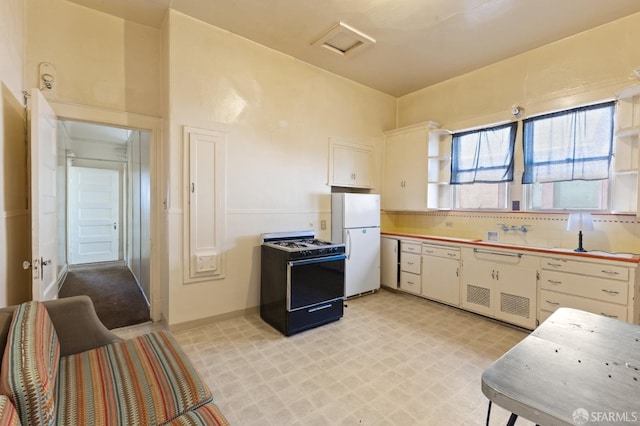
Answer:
445, 222, 453, 228
320, 220, 327, 230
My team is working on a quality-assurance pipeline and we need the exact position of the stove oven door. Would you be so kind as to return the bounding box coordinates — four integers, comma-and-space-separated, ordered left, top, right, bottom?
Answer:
287, 254, 346, 311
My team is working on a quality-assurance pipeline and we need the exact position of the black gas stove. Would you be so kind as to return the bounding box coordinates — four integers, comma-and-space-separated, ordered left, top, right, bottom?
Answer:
262, 231, 345, 259
260, 230, 346, 336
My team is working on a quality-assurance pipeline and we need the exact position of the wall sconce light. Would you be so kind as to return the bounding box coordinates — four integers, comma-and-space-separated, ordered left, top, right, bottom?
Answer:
567, 212, 594, 252
39, 62, 56, 91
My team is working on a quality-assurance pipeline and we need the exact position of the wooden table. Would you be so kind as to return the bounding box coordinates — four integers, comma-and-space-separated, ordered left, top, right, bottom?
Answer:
482, 308, 640, 426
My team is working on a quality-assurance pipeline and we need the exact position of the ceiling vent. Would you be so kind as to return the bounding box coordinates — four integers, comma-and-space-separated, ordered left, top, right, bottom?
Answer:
312, 22, 375, 57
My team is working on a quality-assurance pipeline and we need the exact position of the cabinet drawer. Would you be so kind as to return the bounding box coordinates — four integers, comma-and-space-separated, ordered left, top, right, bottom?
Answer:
400, 252, 421, 274
422, 244, 460, 260
540, 270, 628, 305
401, 242, 421, 254
400, 271, 421, 294
541, 258, 628, 281
540, 289, 627, 321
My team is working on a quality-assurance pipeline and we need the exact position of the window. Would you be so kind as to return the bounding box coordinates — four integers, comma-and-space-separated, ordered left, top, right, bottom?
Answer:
523, 101, 615, 211
450, 122, 516, 209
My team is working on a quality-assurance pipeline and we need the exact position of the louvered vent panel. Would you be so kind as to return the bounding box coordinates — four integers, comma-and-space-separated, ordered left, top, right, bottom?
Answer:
467, 285, 490, 307
500, 292, 530, 318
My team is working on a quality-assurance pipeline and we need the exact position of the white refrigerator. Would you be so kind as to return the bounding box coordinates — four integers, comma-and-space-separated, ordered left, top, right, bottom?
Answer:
331, 193, 381, 298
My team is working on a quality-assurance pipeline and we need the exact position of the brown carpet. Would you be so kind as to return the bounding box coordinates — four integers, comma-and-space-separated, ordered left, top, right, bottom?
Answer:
60, 264, 151, 330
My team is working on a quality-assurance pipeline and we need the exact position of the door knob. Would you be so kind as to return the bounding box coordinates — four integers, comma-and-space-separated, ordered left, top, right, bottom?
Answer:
22, 261, 31, 270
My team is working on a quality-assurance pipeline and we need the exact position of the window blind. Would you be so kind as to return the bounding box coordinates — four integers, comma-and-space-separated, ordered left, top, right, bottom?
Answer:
450, 122, 517, 184
522, 101, 615, 184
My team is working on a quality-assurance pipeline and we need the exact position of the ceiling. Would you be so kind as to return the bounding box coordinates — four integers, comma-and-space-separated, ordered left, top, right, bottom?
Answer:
62, 121, 130, 145
66, 0, 640, 97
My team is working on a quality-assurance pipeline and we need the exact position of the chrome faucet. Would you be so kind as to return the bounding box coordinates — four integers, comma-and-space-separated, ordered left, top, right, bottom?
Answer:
496, 223, 530, 233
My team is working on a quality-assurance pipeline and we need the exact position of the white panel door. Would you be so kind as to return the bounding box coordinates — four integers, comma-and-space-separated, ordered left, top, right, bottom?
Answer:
30, 89, 58, 301
68, 167, 119, 265
345, 226, 381, 297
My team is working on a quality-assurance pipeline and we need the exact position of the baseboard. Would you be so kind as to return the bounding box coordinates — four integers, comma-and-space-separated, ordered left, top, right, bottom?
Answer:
169, 306, 260, 333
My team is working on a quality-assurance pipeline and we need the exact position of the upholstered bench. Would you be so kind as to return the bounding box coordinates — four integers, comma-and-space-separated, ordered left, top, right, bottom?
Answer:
0, 297, 228, 426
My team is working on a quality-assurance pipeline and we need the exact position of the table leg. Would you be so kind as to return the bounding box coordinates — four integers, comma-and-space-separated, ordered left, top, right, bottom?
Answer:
506, 413, 518, 426
486, 401, 492, 426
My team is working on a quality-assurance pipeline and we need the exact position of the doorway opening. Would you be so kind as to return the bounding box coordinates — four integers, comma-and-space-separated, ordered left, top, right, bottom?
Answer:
58, 120, 151, 329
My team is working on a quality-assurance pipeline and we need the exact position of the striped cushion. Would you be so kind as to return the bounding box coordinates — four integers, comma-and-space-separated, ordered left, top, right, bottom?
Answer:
164, 403, 229, 426
57, 330, 212, 425
0, 395, 21, 426
0, 301, 60, 426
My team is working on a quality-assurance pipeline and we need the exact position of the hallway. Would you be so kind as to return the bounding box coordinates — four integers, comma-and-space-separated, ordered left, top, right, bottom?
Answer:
59, 263, 151, 329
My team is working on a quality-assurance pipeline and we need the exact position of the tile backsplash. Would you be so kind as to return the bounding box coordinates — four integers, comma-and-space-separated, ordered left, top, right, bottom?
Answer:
381, 211, 640, 255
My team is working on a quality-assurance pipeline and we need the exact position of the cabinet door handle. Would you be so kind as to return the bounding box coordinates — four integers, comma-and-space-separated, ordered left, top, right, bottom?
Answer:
491, 270, 495, 280
601, 270, 620, 276
547, 263, 562, 268
547, 279, 562, 285
496, 270, 499, 280
456, 267, 459, 277
546, 300, 560, 306
601, 289, 620, 295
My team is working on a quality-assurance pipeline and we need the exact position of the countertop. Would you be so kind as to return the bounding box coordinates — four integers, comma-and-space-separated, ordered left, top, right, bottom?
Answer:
381, 231, 640, 264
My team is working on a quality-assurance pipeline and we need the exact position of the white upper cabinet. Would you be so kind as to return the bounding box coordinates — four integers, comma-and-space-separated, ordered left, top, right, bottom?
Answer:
383, 122, 440, 211
328, 138, 373, 188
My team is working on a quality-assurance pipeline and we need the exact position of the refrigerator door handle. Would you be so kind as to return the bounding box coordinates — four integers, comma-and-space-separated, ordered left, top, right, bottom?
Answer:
346, 229, 352, 260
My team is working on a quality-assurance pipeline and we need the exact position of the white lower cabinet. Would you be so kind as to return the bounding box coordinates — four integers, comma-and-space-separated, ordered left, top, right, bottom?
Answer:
388, 236, 640, 330
380, 237, 399, 289
421, 244, 460, 306
399, 241, 421, 294
461, 248, 537, 329
538, 256, 637, 324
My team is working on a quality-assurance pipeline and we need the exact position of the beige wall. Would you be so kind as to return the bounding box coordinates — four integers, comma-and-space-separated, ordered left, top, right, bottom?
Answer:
25, 0, 162, 117
164, 10, 396, 325
0, 0, 31, 306
397, 13, 640, 130
384, 12, 640, 255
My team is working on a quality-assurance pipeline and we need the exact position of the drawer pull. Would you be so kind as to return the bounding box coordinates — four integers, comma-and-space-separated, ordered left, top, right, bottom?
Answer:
601, 289, 620, 295
424, 250, 434, 254
546, 300, 560, 306
547, 263, 563, 268
601, 270, 620, 276
407, 281, 415, 285
447, 253, 457, 257
547, 280, 562, 285
600, 313, 618, 319
407, 261, 414, 265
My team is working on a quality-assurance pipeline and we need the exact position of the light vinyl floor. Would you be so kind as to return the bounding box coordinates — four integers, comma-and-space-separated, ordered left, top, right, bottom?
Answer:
117, 289, 536, 425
